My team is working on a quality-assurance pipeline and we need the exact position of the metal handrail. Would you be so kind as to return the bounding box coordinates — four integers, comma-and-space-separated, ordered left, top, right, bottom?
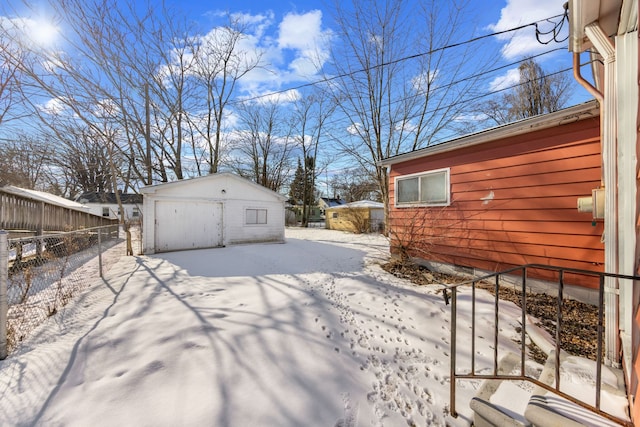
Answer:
445, 264, 639, 427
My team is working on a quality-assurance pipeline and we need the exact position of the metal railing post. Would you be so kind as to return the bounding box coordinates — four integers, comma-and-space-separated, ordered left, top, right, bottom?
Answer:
450, 286, 457, 417
0, 230, 8, 359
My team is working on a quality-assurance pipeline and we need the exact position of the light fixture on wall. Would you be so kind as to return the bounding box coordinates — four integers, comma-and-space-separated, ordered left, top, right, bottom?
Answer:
221, 189, 226, 194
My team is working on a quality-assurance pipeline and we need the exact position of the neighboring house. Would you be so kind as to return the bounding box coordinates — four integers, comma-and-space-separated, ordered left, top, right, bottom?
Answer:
140, 173, 286, 254
379, 0, 640, 422
325, 200, 384, 233
287, 201, 324, 223
380, 101, 602, 290
380, 101, 615, 424
75, 191, 142, 222
318, 197, 346, 213
568, 1, 640, 424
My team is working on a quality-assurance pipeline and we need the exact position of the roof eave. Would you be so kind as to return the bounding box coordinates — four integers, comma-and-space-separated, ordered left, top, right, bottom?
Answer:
379, 101, 600, 167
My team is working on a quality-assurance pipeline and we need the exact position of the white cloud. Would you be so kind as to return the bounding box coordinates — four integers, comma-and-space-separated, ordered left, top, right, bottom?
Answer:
395, 120, 418, 134
200, 10, 333, 101
489, 68, 521, 91
0, 15, 60, 50
93, 98, 120, 119
277, 10, 332, 78
346, 122, 363, 136
278, 11, 321, 50
412, 70, 439, 95
231, 11, 275, 39
157, 9, 333, 108
487, 0, 568, 60
254, 89, 301, 104
38, 97, 67, 115
454, 113, 488, 122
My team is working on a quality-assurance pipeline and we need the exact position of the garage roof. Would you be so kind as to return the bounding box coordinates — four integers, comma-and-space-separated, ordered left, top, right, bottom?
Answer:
141, 172, 287, 200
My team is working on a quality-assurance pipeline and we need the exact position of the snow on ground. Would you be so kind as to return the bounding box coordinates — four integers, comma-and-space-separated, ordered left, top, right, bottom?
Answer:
0, 227, 541, 426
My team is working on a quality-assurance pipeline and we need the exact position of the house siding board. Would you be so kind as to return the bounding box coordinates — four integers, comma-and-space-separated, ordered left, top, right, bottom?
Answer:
391, 121, 600, 175
388, 117, 603, 287
633, 38, 640, 427
325, 203, 384, 232
632, 305, 640, 425
326, 207, 371, 232
85, 203, 139, 221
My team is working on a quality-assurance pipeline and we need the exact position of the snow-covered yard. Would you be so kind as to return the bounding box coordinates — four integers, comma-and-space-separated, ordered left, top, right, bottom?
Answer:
0, 227, 571, 426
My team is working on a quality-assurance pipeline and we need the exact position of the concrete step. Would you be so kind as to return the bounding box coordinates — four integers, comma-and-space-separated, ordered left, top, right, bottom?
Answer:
524, 350, 629, 427
470, 352, 535, 427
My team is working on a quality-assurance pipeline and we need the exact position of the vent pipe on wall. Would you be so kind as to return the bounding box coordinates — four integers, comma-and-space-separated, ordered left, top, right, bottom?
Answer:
577, 188, 606, 219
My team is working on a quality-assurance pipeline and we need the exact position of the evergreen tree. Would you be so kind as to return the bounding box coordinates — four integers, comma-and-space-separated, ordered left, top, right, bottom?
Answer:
303, 155, 316, 206
289, 157, 316, 225
289, 158, 306, 204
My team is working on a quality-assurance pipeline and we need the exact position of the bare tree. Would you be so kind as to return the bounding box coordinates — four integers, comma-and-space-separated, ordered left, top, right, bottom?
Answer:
190, 19, 263, 175
327, 0, 495, 233
0, 0, 150, 191
484, 59, 572, 125
329, 167, 380, 202
55, 125, 118, 196
0, 134, 50, 189
0, 13, 32, 132
146, 14, 199, 181
289, 90, 335, 226
232, 101, 294, 192
0, 41, 22, 128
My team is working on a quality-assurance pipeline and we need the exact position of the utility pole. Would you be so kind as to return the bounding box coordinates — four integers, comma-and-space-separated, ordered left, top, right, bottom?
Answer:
145, 83, 152, 186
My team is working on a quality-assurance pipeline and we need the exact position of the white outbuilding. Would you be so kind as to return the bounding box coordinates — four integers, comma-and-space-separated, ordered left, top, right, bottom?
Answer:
140, 173, 286, 254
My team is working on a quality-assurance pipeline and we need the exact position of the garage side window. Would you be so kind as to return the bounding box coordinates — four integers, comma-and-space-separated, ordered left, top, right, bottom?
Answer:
246, 208, 268, 225
395, 168, 450, 206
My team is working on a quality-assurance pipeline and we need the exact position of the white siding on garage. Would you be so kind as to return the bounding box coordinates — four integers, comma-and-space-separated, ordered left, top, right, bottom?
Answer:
224, 202, 285, 245
141, 173, 286, 254
154, 200, 222, 253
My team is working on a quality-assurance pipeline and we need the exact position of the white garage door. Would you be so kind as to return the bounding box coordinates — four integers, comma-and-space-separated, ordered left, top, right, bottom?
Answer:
154, 200, 223, 252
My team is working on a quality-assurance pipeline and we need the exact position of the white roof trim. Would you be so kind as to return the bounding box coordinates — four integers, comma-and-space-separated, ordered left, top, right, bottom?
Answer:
379, 101, 600, 167
1, 186, 89, 211
328, 200, 384, 210
140, 172, 287, 201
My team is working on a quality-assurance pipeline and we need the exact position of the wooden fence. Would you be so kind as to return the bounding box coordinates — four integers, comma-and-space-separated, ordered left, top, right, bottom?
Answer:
0, 188, 118, 236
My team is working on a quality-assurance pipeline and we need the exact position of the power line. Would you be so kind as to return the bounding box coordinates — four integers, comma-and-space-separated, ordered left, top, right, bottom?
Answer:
318, 59, 594, 152
230, 12, 569, 106
295, 46, 576, 133
535, 3, 569, 44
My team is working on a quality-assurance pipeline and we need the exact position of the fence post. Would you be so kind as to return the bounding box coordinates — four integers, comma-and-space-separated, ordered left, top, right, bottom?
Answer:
0, 230, 8, 359
98, 227, 103, 278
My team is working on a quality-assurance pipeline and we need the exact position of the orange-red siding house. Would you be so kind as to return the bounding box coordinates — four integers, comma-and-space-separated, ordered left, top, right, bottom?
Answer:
380, 101, 602, 289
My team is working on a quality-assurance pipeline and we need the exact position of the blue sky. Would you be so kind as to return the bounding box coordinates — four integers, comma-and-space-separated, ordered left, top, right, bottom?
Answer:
6, 0, 593, 120
0, 0, 594, 192
152, 0, 592, 106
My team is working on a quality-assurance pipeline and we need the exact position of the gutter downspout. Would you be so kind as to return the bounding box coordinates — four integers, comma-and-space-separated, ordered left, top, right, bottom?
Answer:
583, 21, 620, 368
573, 52, 604, 102
574, 52, 605, 189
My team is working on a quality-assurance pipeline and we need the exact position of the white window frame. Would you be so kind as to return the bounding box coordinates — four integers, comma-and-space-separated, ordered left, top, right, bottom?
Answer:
394, 167, 451, 207
245, 208, 268, 225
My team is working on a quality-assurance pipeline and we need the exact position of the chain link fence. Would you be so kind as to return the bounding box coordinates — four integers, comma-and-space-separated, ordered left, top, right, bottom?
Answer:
0, 225, 137, 358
